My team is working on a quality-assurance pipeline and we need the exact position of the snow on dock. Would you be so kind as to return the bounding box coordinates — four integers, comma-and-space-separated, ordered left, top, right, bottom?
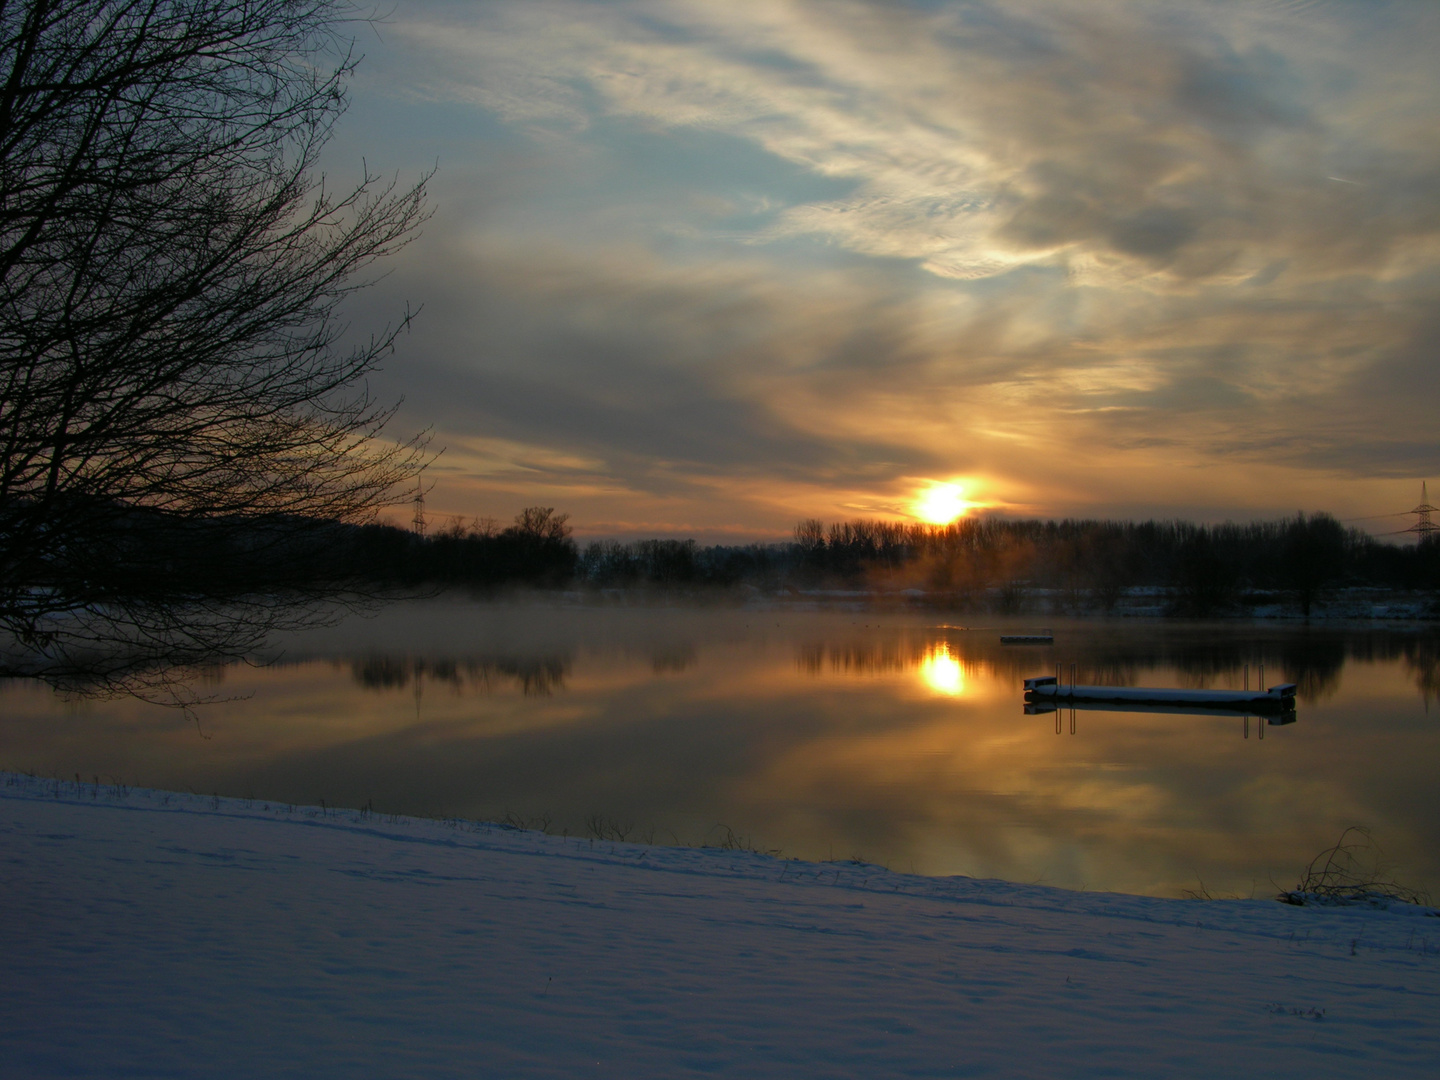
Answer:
4, 772, 1437, 1079
1024, 675, 1297, 713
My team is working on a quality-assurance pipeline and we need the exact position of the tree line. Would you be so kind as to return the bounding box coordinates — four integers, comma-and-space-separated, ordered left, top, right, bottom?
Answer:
3, 495, 1434, 695
319, 508, 1438, 617
784, 513, 1437, 616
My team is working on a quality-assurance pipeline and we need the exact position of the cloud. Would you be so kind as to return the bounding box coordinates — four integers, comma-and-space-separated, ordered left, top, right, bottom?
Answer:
392, 1, 1440, 284
360, 233, 962, 528
339, 1, 1440, 530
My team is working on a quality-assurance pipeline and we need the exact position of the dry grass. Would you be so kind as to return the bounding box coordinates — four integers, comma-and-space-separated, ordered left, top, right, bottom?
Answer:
1278, 827, 1430, 908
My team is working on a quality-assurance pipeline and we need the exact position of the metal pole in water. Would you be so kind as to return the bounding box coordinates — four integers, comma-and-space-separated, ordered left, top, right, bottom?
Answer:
1259, 715, 1265, 740
1244, 664, 1249, 691
1259, 663, 1264, 691
1244, 716, 1249, 739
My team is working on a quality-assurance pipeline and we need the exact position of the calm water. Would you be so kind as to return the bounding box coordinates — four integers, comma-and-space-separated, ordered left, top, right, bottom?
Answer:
3, 597, 1438, 899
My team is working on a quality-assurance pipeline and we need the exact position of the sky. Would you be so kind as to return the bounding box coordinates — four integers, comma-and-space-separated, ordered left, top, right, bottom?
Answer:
324, 0, 1440, 540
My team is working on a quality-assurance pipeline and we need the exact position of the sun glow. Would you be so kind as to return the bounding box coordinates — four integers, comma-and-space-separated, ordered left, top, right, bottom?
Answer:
913, 482, 972, 525
918, 644, 965, 696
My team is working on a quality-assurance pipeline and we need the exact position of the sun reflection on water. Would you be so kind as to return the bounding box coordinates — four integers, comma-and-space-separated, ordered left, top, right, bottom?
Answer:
5, 602, 1440, 900
918, 644, 965, 696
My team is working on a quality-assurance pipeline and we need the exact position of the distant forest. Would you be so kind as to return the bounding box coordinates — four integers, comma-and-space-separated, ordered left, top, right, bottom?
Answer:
15, 501, 1435, 621
334, 507, 1439, 617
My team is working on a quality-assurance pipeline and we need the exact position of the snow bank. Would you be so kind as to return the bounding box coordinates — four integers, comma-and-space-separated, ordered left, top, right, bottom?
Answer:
4, 773, 1437, 1078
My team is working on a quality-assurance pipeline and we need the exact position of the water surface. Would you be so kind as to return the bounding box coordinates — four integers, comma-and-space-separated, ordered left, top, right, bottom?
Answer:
3, 597, 1437, 899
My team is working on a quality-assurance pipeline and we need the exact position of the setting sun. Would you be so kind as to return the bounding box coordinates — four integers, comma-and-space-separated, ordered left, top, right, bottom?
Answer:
913, 483, 972, 525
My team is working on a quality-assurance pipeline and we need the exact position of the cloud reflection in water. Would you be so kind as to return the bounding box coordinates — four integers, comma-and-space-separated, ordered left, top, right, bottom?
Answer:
1, 602, 1436, 900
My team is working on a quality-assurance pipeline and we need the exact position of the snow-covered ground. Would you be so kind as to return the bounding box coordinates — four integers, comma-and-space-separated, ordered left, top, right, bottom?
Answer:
4, 772, 1438, 1078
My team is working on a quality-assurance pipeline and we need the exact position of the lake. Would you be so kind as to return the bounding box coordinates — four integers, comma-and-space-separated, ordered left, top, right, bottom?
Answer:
2, 596, 1437, 900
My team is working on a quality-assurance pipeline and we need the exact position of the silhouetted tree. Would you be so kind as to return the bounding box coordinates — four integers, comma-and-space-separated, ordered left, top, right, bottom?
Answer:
0, 2, 430, 660
1282, 513, 1347, 618
494, 507, 575, 584
508, 507, 572, 543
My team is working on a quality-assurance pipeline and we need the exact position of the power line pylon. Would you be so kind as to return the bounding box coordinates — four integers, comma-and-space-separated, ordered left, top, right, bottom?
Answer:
1402, 481, 1437, 541
411, 477, 426, 537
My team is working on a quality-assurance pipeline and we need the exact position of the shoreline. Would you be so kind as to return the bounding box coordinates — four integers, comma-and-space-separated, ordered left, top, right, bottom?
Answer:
5, 771, 1438, 1077
437, 584, 1440, 624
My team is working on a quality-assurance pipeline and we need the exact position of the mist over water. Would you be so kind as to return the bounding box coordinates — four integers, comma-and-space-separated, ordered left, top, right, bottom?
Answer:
2, 597, 1436, 899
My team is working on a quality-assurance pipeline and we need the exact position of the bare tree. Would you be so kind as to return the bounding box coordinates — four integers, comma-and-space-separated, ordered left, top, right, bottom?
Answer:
508, 506, 571, 543
0, 1, 430, 653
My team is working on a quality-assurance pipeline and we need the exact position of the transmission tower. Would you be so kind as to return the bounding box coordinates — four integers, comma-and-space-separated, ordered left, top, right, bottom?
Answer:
411, 478, 426, 537
1402, 481, 1437, 541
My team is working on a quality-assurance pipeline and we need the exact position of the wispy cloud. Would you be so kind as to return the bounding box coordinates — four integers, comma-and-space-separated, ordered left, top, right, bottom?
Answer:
346, 0, 1440, 532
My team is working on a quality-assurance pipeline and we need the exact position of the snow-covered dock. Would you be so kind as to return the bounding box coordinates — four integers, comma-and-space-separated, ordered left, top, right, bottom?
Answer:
1024, 675, 1297, 713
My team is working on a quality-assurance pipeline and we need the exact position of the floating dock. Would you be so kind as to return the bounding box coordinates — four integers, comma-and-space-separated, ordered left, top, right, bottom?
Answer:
1023, 675, 1297, 714
1000, 633, 1053, 644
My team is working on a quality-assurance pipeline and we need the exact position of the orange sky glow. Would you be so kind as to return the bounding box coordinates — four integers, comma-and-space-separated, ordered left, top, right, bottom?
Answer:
334, 1, 1440, 541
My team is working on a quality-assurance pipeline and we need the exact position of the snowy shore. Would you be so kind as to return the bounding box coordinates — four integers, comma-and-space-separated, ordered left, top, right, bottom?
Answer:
4, 772, 1438, 1078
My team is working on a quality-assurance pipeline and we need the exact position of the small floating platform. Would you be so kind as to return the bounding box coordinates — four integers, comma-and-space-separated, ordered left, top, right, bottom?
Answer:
1023, 675, 1297, 714
1001, 633, 1053, 644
